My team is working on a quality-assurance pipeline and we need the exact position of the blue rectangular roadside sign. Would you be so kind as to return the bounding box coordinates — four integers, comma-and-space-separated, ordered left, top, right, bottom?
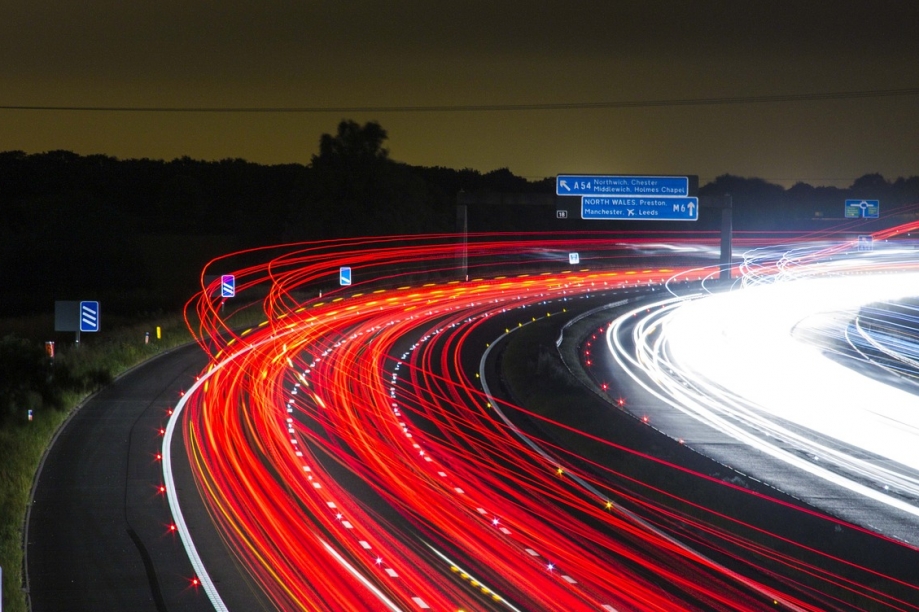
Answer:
844, 199, 880, 219
339, 266, 352, 286
557, 175, 689, 197
79, 301, 100, 332
581, 196, 699, 221
221, 274, 236, 298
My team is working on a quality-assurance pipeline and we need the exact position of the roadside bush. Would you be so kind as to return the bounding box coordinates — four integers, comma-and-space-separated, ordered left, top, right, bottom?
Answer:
0, 336, 58, 425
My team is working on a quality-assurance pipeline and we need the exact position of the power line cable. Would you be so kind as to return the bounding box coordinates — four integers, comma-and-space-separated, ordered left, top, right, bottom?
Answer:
1, 87, 918, 113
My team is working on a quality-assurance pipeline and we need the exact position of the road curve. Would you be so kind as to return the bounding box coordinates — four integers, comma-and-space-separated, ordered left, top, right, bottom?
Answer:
26, 342, 268, 612
172, 233, 915, 611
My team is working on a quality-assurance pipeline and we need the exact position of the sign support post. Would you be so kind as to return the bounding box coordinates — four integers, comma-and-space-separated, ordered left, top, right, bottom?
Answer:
719, 194, 732, 284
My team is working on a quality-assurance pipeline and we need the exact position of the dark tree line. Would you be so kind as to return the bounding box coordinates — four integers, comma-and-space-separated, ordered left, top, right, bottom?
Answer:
2, 119, 918, 315
0, 121, 545, 314
700, 173, 919, 230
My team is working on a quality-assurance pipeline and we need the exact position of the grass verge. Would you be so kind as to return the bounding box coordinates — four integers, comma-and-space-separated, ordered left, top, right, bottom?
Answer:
0, 314, 197, 612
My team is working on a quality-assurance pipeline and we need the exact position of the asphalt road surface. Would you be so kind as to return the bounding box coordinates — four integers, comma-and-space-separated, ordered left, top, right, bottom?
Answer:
26, 342, 268, 612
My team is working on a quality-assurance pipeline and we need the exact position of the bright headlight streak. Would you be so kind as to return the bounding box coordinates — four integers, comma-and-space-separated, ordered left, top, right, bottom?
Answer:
669, 273, 919, 468
853, 316, 919, 375
608, 271, 919, 518
163, 350, 235, 612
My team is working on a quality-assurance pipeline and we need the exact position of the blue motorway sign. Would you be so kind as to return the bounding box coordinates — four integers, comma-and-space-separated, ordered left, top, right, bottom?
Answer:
221, 274, 236, 298
557, 175, 689, 197
80, 301, 100, 332
581, 196, 699, 221
845, 199, 879, 219
339, 266, 352, 286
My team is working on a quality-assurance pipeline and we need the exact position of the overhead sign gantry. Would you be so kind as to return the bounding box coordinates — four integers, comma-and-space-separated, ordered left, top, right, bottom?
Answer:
556, 175, 699, 221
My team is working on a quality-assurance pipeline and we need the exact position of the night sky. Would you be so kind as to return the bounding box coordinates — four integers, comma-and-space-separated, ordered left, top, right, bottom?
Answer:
2, 0, 918, 185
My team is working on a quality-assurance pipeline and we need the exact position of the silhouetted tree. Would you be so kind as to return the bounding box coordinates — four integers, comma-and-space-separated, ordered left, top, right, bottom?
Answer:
851, 173, 888, 194
313, 120, 389, 167
289, 120, 432, 238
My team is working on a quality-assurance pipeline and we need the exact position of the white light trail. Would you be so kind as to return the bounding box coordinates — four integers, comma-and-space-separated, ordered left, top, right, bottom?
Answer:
607, 251, 919, 522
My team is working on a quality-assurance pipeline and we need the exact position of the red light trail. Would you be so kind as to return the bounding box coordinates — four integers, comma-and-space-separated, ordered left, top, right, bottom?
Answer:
162, 231, 919, 611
